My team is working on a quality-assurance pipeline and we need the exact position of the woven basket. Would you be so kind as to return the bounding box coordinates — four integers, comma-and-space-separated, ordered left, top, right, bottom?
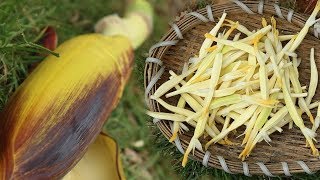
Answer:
144, 1, 320, 176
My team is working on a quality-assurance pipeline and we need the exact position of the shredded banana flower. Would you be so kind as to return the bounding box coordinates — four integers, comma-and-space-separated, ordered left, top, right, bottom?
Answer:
182, 53, 223, 167
147, 7, 320, 166
313, 105, 320, 132
199, 13, 227, 59
206, 105, 258, 148
170, 97, 187, 142
146, 111, 187, 122
306, 48, 318, 105
288, 66, 315, 124
281, 70, 319, 156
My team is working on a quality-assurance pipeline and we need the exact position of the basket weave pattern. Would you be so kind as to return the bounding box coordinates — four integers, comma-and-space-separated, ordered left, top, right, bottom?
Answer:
145, 1, 320, 176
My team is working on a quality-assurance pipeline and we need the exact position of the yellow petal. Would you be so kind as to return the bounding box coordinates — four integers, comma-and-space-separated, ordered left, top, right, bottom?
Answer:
63, 133, 125, 180
0, 34, 133, 179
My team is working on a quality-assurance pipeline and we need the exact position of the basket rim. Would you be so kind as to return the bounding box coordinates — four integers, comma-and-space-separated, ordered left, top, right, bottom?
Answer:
144, 0, 320, 177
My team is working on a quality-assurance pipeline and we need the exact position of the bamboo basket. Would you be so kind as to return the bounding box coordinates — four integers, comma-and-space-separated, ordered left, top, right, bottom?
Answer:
144, 0, 320, 176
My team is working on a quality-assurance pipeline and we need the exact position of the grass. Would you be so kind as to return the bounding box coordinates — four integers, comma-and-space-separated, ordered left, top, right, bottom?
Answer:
0, 0, 177, 179
0, 0, 125, 109
103, 1, 184, 178
0, 0, 56, 109
0, 0, 319, 179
